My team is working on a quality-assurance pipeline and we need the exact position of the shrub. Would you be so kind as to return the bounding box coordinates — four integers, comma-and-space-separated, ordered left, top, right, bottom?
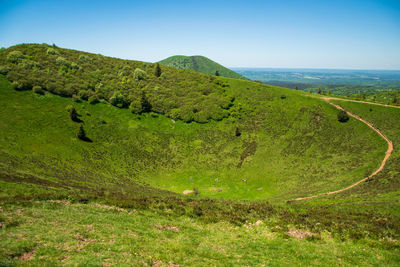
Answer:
72, 94, 81, 102
280, 94, 286, 99
109, 91, 127, 108
78, 90, 89, 100
79, 54, 92, 63
70, 62, 80, 70
65, 105, 74, 112
0, 65, 10, 75
56, 57, 70, 67
337, 110, 349, 123
129, 99, 142, 114
12, 80, 31, 91
19, 59, 41, 69
32, 86, 45, 95
88, 95, 100, 104
140, 92, 152, 113
46, 48, 59, 55
7, 51, 25, 63
134, 68, 147, 81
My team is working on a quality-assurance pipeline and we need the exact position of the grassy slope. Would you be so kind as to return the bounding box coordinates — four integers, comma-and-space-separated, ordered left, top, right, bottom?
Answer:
158, 55, 247, 80
1, 47, 400, 264
0, 76, 386, 201
302, 99, 400, 215
1, 201, 399, 266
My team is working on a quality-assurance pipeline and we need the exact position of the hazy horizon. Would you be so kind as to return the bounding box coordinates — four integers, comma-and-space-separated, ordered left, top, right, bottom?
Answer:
1, 0, 399, 69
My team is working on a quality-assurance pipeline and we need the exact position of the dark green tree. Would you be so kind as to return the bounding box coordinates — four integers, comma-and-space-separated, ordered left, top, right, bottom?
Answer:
337, 110, 349, 123
140, 92, 152, 113
295, 86, 299, 90
215, 70, 220, 76
77, 125, 86, 140
393, 95, 398, 104
317, 88, 322, 94
69, 107, 80, 122
154, 63, 161, 77
234, 126, 241, 137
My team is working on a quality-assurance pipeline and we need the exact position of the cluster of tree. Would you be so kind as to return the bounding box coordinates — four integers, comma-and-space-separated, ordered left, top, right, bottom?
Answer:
337, 110, 350, 123
0, 44, 235, 123
66, 105, 91, 141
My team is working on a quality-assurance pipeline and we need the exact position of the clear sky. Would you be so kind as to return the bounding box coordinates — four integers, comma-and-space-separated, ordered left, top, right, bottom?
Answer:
0, 0, 399, 69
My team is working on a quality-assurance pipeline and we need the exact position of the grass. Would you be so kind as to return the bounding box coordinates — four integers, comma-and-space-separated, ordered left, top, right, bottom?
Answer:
301, 99, 400, 215
0, 75, 386, 201
1, 46, 400, 265
1, 201, 399, 266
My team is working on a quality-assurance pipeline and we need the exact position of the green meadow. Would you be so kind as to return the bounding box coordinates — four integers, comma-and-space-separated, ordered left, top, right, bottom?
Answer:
0, 44, 399, 265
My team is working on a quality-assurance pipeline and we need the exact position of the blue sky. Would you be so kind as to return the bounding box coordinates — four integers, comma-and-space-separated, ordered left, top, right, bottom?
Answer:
0, 0, 399, 69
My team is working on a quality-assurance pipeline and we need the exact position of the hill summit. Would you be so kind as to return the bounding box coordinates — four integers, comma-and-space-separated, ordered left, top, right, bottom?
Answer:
158, 55, 247, 80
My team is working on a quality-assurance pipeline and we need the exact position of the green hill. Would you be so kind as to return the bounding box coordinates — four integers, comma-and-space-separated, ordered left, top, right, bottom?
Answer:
158, 55, 247, 80
1, 44, 400, 265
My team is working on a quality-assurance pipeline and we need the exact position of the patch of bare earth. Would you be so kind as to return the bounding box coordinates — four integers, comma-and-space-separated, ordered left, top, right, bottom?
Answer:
19, 247, 37, 261
183, 190, 194, 195
156, 225, 180, 232
287, 229, 313, 239
152, 260, 181, 267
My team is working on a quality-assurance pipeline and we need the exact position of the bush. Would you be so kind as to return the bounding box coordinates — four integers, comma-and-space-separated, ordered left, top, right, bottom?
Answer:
56, 57, 70, 67
140, 92, 152, 113
12, 80, 31, 91
337, 110, 349, 123
109, 91, 127, 108
88, 95, 100, 104
32, 86, 45, 95
134, 68, 147, 81
65, 105, 74, 112
280, 94, 286, 99
78, 90, 89, 100
7, 51, 25, 63
72, 94, 81, 102
0, 65, 10, 75
19, 59, 41, 69
46, 48, 59, 55
79, 54, 92, 63
129, 99, 142, 114
70, 62, 80, 70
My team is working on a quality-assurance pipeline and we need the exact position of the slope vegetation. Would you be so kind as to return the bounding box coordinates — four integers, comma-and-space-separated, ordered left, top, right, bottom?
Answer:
158, 55, 247, 80
1, 45, 399, 265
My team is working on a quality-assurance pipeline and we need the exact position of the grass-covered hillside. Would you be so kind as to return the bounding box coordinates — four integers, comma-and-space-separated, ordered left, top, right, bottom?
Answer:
0, 44, 236, 123
158, 55, 247, 80
0, 74, 386, 202
1, 45, 400, 265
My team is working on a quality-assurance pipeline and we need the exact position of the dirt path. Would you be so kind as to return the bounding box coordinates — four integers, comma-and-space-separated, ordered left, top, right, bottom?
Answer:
290, 97, 394, 201
321, 96, 400, 109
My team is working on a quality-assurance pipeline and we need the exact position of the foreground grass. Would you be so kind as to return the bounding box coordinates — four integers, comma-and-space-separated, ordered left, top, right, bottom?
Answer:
1, 200, 399, 266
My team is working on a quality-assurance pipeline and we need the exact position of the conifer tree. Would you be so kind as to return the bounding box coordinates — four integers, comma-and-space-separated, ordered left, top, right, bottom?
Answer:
77, 125, 86, 140
215, 70, 220, 76
154, 63, 161, 77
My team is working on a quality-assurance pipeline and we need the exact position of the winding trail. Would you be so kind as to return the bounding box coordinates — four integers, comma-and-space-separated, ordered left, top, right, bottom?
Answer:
290, 96, 394, 202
